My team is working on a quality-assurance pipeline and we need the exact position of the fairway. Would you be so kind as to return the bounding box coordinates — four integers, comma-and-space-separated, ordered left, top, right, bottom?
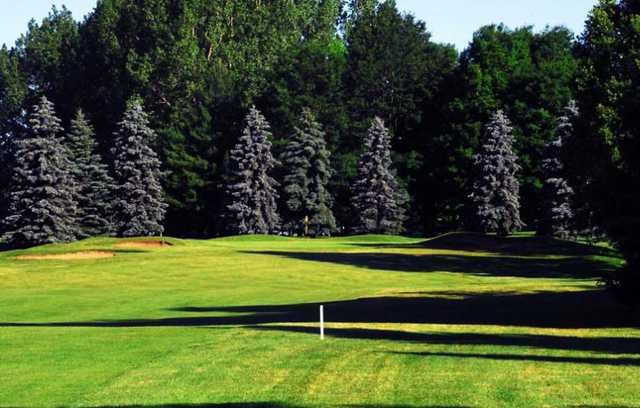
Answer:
1, 233, 638, 407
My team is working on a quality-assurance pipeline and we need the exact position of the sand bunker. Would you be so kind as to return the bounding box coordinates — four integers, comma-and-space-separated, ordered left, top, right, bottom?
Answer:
16, 251, 116, 260
113, 240, 172, 249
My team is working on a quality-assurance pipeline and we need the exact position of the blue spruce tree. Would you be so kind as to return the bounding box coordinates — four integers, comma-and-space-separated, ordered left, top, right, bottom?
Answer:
469, 110, 524, 236
111, 99, 167, 237
280, 108, 336, 236
223, 106, 280, 234
66, 109, 115, 237
2, 96, 79, 248
352, 117, 406, 234
538, 102, 575, 239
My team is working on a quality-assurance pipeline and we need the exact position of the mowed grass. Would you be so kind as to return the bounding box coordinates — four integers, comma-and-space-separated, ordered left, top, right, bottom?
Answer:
1, 233, 638, 408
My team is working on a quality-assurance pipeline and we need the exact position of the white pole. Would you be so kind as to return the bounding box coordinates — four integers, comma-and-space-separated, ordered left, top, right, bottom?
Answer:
320, 304, 324, 340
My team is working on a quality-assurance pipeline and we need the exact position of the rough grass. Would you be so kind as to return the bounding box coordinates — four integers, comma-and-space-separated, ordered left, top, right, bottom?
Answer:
0, 233, 638, 408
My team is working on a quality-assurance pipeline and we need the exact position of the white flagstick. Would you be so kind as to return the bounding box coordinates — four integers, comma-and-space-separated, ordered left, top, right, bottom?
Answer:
320, 305, 324, 340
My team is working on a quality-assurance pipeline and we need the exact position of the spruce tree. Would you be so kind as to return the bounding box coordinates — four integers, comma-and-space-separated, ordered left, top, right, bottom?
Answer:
469, 110, 524, 236
66, 109, 115, 237
2, 96, 79, 248
538, 102, 575, 239
111, 99, 167, 237
222, 106, 280, 234
351, 117, 406, 234
280, 108, 336, 236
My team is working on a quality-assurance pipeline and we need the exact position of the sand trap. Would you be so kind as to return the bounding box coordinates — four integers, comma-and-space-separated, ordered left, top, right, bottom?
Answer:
114, 240, 172, 249
16, 251, 115, 260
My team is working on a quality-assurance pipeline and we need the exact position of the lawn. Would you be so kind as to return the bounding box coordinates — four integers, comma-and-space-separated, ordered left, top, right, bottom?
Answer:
0, 233, 638, 407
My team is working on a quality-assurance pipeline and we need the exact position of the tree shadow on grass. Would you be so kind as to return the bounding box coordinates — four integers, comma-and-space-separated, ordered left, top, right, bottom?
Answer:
248, 325, 640, 356
2, 289, 637, 329
241, 250, 614, 279
346, 232, 618, 258
386, 351, 640, 367
51, 404, 473, 408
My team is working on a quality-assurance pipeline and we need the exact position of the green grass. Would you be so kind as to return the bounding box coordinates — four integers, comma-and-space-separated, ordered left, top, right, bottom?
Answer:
0, 233, 638, 408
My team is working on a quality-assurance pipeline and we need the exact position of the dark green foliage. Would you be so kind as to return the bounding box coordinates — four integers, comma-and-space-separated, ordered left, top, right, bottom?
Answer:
345, 1, 457, 230
436, 25, 576, 230
66, 110, 115, 237
2, 97, 78, 248
469, 110, 523, 236
70, 0, 336, 235
280, 108, 336, 236
15, 6, 80, 122
352, 117, 406, 234
537, 102, 576, 239
111, 99, 167, 237
222, 107, 280, 235
0, 0, 609, 244
575, 0, 640, 303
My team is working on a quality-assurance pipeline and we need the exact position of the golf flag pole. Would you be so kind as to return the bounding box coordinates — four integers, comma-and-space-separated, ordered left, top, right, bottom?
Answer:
320, 305, 324, 340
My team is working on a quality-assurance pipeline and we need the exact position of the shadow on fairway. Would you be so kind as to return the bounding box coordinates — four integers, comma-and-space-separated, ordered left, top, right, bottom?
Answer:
248, 325, 640, 357
347, 232, 618, 257
59, 405, 474, 408
50, 403, 636, 408
240, 249, 613, 279
2, 289, 637, 330
386, 350, 640, 366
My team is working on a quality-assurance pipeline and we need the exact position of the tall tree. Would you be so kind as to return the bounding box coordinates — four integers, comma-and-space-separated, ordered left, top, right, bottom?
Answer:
2, 96, 78, 248
66, 109, 115, 237
280, 108, 336, 236
0, 46, 28, 232
469, 110, 523, 236
111, 99, 167, 237
15, 6, 80, 124
74, 0, 332, 236
222, 107, 280, 235
435, 24, 576, 230
344, 0, 457, 232
537, 102, 575, 239
575, 0, 640, 303
352, 117, 405, 234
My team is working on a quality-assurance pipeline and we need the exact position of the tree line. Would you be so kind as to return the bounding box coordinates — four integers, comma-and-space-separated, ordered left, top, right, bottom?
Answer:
0, 1, 639, 296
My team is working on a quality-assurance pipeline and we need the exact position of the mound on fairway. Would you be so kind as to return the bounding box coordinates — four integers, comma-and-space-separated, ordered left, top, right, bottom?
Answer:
0, 233, 636, 408
113, 240, 172, 249
14, 250, 115, 260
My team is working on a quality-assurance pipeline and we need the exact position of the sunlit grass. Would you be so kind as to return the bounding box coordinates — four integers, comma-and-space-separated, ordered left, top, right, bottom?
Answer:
0, 233, 637, 407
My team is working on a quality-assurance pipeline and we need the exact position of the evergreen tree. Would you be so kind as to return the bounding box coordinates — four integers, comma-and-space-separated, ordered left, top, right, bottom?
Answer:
111, 99, 167, 237
538, 102, 575, 239
2, 96, 78, 248
0, 133, 15, 238
280, 108, 336, 236
222, 107, 280, 235
66, 109, 115, 237
469, 110, 523, 236
351, 117, 406, 234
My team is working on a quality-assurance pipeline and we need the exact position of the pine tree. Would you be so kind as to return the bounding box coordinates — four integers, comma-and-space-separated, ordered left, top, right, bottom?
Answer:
2, 96, 79, 248
351, 117, 406, 234
222, 106, 280, 234
111, 99, 167, 237
538, 102, 575, 239
66, 109, 115, 237
280, 108, 336, 236
469, 110, 524, 236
